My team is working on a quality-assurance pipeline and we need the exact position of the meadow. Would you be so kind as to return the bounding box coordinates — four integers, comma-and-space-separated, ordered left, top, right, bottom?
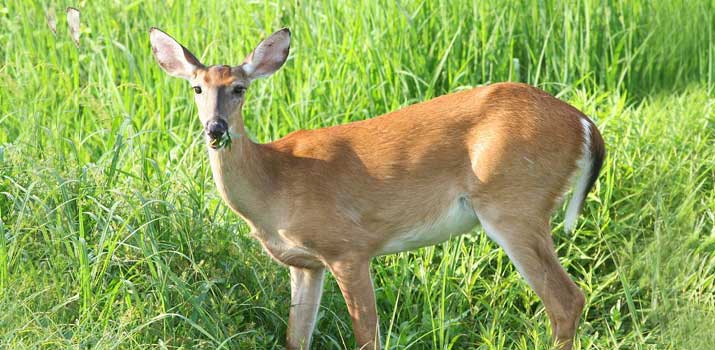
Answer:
1, 0, 714, 349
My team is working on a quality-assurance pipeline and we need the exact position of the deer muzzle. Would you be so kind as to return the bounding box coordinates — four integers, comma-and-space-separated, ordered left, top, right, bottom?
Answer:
205, 119, 228, 141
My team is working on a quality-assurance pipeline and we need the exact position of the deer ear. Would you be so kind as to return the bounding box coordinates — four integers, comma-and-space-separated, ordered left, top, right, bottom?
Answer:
149, 28, 203, 80
242, 28, 290, 80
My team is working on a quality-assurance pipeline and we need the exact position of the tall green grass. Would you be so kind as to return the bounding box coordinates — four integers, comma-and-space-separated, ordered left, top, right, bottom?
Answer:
1, 1, 714, 349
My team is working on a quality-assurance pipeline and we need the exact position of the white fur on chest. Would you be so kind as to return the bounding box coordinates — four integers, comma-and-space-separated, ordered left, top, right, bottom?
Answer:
377, 195, 479, 255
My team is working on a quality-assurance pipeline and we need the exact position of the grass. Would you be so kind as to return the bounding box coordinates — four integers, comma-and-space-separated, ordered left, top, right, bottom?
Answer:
1, 0, 714, 349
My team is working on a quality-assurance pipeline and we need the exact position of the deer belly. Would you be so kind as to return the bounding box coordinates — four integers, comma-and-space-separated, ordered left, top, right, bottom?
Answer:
376, 196, 479, 255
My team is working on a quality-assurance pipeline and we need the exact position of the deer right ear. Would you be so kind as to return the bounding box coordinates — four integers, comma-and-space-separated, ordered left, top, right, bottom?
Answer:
149, 28, 203, 80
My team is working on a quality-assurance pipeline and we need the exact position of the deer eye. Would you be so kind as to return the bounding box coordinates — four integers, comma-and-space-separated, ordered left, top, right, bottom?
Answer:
232, 85, 246, 95
193, 86, 202, 94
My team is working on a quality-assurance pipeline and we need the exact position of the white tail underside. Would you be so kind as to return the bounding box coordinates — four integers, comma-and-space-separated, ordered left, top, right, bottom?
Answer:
564, 118, 593, 233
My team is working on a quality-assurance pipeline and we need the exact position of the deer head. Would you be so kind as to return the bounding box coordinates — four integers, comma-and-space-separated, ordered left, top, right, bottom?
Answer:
149, 27, 291, 148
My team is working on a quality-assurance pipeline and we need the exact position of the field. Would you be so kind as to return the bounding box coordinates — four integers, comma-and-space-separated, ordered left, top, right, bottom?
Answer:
1, 0, 714, 349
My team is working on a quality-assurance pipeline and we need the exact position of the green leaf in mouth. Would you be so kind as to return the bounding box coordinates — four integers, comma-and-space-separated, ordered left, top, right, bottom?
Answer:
210, 132, 234, 150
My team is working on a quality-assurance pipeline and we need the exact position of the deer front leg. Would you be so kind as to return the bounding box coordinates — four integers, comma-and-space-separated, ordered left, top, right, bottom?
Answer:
287, 266, 325, 350
329, 259, 380, 350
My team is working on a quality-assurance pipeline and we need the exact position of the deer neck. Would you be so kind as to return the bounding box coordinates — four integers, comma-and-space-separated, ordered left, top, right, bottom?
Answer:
206, 121, 273, 228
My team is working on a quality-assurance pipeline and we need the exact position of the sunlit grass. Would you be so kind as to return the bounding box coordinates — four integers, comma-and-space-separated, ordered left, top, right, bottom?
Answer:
1, 1, 714, 349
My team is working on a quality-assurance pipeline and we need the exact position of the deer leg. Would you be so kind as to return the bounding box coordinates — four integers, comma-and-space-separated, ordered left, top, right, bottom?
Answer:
479, 215, 585, 350
287, 266, 325, 350
328, 259, 380, 350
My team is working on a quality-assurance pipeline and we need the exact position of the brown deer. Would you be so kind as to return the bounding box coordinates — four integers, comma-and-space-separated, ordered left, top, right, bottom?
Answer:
149, 27, 605, 350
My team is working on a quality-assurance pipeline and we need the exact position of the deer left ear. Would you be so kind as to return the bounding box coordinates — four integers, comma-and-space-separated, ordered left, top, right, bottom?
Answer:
149, 27, 204, 80
242, 28, 291, 80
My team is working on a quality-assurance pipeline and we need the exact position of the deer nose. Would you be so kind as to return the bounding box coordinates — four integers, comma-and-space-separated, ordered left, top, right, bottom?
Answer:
205, 119, 228, 139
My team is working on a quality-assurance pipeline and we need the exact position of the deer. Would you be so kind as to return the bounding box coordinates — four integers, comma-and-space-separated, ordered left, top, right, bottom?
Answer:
149, 27, 605, 350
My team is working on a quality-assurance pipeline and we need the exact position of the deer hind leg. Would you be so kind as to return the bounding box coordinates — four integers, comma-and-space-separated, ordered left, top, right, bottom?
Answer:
287, 266, 325, 350
476, 211, 585, 350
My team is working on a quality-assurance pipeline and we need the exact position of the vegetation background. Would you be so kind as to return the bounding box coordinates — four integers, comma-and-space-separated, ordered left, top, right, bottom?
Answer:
1, 0, 714, 349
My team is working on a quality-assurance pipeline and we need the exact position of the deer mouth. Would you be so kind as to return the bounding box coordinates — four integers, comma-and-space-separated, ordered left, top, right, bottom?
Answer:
208, 132, 232, 149
205, 119, 230, 149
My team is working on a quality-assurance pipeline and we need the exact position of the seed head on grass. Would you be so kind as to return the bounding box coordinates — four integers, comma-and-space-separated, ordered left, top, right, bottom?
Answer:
66, 7, 80, 47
